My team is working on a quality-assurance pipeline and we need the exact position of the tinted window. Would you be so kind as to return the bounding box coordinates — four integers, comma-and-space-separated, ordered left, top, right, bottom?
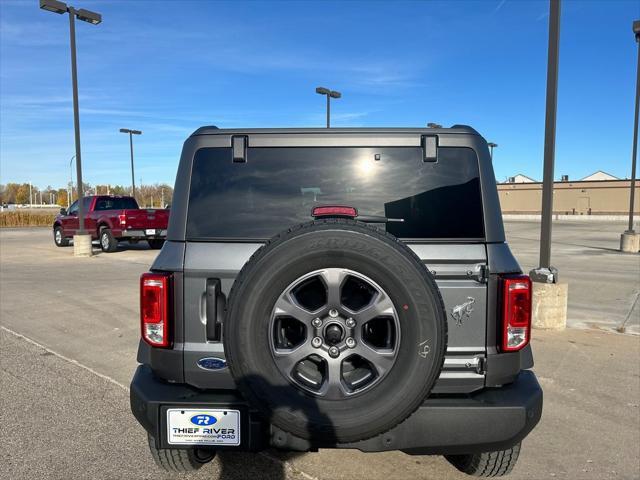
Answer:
187, 147, 484, 240
94, 197, 138, 211
68, 200, 78, 215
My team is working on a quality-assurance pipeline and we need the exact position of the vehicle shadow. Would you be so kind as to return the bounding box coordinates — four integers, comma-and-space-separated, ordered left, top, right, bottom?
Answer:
88, 239, 158, 255
213, 374, 337, 480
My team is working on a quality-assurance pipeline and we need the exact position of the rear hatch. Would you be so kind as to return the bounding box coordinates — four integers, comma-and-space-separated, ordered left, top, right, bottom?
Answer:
182, 143, 488, 393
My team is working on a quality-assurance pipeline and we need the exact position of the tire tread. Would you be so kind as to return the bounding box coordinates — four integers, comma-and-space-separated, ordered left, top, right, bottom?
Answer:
445, 443, 521, 477
147, 434, 213, 472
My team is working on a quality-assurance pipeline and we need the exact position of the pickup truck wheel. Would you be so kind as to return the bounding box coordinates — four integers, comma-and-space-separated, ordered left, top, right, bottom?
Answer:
147, 239, 165, 249
147, 434, 215, 472
53, 226, 69, 247
445, 443, 521, 477
224, 219, 447, 443
99, 228, 118, 253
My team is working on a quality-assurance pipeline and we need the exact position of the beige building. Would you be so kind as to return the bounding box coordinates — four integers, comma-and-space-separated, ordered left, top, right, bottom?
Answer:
498, 179, 640, 215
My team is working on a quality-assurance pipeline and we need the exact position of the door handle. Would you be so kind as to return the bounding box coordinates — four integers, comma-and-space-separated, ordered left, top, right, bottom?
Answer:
205, 279, 223, 341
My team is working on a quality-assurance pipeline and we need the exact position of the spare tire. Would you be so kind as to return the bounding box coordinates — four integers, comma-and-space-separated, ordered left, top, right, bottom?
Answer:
224, 219, 447, 443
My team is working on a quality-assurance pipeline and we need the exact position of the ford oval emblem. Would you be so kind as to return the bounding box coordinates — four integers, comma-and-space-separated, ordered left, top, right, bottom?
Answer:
190, 414, 217, 426
197, 357, 227, 371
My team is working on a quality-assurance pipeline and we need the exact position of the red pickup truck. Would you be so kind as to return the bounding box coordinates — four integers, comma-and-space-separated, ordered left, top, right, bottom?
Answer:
53, 195, 169, 252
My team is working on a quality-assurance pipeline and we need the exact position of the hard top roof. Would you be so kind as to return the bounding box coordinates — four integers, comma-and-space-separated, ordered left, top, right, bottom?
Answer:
191, 125, 480, 137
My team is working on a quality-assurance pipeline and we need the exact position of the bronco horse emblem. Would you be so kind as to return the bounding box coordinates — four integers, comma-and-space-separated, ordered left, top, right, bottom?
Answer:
451, 297, 475, 326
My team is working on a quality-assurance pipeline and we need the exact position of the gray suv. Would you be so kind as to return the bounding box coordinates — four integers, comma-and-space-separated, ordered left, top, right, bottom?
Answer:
131, 126, 542, 477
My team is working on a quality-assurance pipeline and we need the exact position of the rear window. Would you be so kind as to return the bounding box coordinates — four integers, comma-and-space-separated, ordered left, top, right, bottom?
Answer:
94, 197, 138, 211
187, 146, 484, 240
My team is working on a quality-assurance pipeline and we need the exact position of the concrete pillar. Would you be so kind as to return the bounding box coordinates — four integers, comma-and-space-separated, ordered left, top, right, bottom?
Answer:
620, 231, 640, 253
73, 234, 93, 257
532, 282, 568, 330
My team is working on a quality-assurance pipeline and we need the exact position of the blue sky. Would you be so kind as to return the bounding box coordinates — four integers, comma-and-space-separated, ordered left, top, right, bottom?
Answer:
0, 0, 638, 189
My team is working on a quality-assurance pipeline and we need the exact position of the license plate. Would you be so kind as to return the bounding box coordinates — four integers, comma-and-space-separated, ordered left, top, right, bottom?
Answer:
167, 408, 240, 446
145, 229, 156, 235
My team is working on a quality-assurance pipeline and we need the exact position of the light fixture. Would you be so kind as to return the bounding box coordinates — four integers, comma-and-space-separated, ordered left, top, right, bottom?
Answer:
39, 0, 67, 14
76, 8, 101, 24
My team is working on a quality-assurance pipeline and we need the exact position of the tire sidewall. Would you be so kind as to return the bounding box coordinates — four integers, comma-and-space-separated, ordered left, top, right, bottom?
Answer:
225, 222, 447, 442
54, 227, 63, 246
100, 229, 114, 252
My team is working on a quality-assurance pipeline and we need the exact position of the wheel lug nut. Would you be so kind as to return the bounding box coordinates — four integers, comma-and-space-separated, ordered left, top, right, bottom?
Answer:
311, 337, 323, 348
328, 309, 339, 318
346, 337, 356, 348
346, 318, 356, 328
328, 346, 340, 358
312, 318, 322, 328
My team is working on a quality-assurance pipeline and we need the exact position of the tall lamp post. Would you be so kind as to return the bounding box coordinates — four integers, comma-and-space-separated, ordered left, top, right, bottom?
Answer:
68, 154, 75, 207
316, 87, 341, 128
527, 0, 568, 331
530, 0, 561, 284
40, 0, 101, 238
119, 128, 142, 198
621, 20, 640, 252
488, 142, 498, 160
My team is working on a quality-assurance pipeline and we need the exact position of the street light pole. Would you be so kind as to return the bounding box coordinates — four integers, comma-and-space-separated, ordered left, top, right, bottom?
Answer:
326, 94, 330, 128
69, 154, 75, 207
620, 20, 640, 252
627, 20, 639, 234
315, 87, 341, 128
119, 128, 142, 198
67, 6, 85, 232
531, 0, 561, 283
40, 0, 101, 235
488, 142, 498, 161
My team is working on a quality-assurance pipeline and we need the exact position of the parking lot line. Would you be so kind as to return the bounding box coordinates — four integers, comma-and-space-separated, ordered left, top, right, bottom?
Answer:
1, 323, 320, 480
1, 325, 129, 392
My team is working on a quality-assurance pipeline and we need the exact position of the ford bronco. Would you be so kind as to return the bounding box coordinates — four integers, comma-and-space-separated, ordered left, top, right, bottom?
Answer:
130, 126, 543, 477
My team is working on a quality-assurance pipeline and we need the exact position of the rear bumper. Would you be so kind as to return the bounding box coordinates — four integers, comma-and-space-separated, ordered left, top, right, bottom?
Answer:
130, 365, 542, 455
120, 229, 167, 238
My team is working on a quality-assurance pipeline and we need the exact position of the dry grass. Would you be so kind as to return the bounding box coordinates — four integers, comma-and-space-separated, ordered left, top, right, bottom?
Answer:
0, 210, 57, 227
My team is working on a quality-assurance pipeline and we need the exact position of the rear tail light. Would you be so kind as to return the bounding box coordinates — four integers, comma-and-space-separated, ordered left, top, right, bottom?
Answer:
140, 272, 172, 347
119, 214, 126, 226
500, 274, 532, 352
312, 205, 358, 218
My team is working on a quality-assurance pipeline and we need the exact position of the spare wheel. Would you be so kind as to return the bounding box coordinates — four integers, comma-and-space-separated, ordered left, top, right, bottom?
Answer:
223, 219, 447, 443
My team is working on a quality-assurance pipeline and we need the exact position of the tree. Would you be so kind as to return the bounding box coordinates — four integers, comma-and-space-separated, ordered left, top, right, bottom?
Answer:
110, 185, 129, 196
16, 184, 30, 204
0, 181, 173, 207
56, 188, 68, 207
134, 183, 173, 208
1, 183, 20, 204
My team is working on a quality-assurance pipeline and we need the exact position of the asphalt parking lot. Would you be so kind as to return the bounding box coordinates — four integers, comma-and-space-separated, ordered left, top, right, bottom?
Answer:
504, 220, 640, 334
1, 221, 639, 480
